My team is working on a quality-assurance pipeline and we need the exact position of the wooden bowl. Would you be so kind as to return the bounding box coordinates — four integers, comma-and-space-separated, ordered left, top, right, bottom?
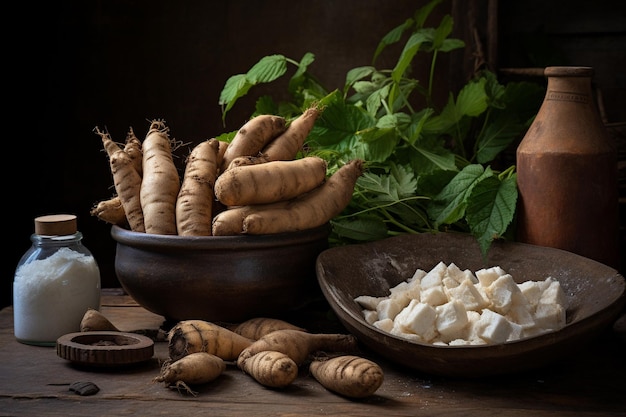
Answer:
316, 232, 626, 377
111, 223, 330, 323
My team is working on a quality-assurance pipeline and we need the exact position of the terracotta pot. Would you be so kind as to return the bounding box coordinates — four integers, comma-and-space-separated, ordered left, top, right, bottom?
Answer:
516, 66, 619, 268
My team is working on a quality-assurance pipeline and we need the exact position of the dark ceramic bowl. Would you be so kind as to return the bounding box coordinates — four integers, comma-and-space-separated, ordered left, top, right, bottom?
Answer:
111, 223, 330, 323
316, 232, 626, 377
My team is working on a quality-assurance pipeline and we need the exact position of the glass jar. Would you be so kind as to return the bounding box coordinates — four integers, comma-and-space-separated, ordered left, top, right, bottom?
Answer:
13, 214, 101, 346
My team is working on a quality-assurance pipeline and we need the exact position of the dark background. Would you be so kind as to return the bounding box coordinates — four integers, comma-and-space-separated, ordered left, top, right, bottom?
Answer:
4, 0, 625, 309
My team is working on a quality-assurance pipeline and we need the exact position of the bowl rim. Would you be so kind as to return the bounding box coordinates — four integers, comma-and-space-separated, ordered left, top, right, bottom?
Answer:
111, 222, 331, 250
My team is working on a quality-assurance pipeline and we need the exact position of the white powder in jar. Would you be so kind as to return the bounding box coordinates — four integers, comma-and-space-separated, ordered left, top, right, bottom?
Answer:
13, 247, 101, 344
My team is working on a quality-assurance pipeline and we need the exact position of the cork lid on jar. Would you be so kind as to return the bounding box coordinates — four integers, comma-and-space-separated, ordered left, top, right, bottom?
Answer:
34, 214, 78, 236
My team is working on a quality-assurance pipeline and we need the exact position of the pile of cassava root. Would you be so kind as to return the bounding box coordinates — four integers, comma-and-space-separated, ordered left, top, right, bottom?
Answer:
80, 310, 384, 398
92, 105, 365, 236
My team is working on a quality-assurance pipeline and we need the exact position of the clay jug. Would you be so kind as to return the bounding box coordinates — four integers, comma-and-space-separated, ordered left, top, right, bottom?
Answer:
516, 66, 619, 268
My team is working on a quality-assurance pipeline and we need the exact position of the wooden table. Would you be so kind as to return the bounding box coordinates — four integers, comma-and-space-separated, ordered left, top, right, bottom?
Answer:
1, 289, 625, 417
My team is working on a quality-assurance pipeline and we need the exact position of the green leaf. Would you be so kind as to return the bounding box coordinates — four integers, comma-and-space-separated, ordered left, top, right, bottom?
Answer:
307, 92, 375, 152
432, 15, 453, 49
456, 77, 489, 117
365, 84, 390, 116
423, 94, 459, 132
373, 18, 414, 63
414, 0, 444, 28
253, 95, 279, 116
466, 173, 518, 255
345, 66, 376, 91
405, 108, 434, 145
288, 52, 316, 94
438, 38, 465, 53
391, 31, 430, 84
247, 54, 287, 84
475, 115, 524, 164
219, 74, 253, 122
361, 128, 398, 162
389, 163, 418, 197
331, 217, 390, 242
428, 164, 492, 226
358, 172, 402, 201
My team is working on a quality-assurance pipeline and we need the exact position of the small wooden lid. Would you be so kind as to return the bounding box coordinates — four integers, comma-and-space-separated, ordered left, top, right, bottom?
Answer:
35, 214, 77, 236
56, 331, 154, 366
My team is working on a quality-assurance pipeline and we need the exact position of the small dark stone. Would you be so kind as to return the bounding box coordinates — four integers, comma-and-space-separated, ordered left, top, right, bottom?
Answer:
69, 381, 100, 396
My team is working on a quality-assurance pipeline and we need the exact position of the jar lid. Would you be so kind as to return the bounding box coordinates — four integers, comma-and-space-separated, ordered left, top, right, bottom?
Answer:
35, 214, 78, 236
544, 66, 593, 78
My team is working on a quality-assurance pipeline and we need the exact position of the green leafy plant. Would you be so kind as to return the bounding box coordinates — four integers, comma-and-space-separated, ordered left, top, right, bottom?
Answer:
217, 0, 544, 256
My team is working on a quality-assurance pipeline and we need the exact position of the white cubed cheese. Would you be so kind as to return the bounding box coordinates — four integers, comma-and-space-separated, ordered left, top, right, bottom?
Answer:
389, 281, 412, 305
354, 295, 384, 311
506, 297, 535, 329
389, 324, 425, 342
390, 278, 421, 302
376, 297, 406, 321
506, 321, 524, 341
420, 261, 447, 289
363, 309, 378, 324
393, 300, 438, 342
464, 310, 483, 343
533, 302, 566, 331
443, 276, 460, 290
486, 274, 520, 314
518, 280, 548, 309
461, 269, 479, 284
409, 268, 427, 283
446, 278, 488, 312
539, 277, 568, 309
445, 262, 466, 284
476, 266, 507, 287
373, 318, 395, 332
435, 300, 469, 341
475, 308, 513, 344
420, 285, 448, 306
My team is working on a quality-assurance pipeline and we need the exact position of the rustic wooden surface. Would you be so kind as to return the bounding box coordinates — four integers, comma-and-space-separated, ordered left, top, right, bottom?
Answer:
1, 289, 625, 417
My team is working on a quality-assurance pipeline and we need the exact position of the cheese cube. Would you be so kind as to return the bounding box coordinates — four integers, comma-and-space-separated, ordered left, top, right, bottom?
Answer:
376, 297, 406, 321
476, 309, 513, 344
446, 278, 488, 312
393, 300, 437, 342
389, 325, 424, 342
363, 309, 378, 324
539, 277, 568, 309
533, 302, 566, 331
390, 278, 421, 302
445, 262, 466, 284
420, 261, 447, 289
409, 268, 427, 283
435, 300, 469, 341
464, 310, 483, 343
506, 298, 535, 329
506, 321, 524, 341
373, 318, 395, 332
476, 266, 507, 287
518, 280, 548, 309
461, 269, 479, 284
354, 295, 384, 311
389, 281, 412, 305
486, 274, 520, 314
442, 276, 460, 290
420, 285, 448, 306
